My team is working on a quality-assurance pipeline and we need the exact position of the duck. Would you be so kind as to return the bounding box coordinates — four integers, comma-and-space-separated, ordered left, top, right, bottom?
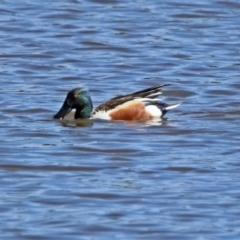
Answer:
53, 84, 180, 121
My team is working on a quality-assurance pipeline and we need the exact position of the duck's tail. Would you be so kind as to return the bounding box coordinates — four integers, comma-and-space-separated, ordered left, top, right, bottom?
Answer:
165, 103, 181, 111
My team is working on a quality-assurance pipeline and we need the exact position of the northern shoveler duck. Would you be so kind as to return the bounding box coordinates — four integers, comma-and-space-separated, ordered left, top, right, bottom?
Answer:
53, 84, 180, 121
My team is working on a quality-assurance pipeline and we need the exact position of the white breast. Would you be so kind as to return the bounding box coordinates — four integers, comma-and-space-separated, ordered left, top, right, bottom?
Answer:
92, 110, 111, 120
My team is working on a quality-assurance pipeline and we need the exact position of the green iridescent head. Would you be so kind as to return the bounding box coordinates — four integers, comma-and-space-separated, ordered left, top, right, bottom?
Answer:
54, 87, 93, 119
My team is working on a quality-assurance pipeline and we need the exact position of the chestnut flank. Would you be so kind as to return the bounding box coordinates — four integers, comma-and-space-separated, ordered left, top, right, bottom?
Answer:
109, 100, 151, 121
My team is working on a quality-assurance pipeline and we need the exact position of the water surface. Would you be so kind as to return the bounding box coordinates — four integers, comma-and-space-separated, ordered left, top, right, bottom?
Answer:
1, 0, 240, 239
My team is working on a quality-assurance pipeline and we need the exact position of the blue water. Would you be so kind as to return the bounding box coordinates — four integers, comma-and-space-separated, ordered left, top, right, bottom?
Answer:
1, 0, 240, 239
